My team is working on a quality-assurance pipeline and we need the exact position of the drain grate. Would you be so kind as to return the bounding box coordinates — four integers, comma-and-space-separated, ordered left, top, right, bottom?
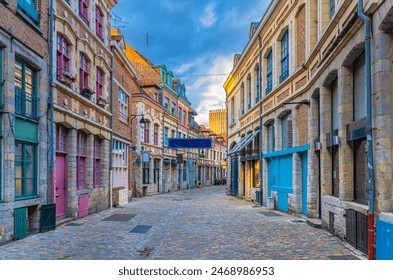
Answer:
289, 219, 306, 223
130, 225, 152, 234
65, 223, 84, 227
259, 211, 282, 217
102, 214, 137, 222
328, 255, 360, 260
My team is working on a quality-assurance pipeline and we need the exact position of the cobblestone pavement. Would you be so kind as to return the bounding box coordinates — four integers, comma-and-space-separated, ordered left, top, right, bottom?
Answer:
0, 185, 363, 260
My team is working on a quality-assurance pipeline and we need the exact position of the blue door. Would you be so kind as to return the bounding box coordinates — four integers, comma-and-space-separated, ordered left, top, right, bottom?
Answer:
376, 220, 393, 260
268, 155, 293, 212
301, 152, 308, 215
230, 157, 239, 196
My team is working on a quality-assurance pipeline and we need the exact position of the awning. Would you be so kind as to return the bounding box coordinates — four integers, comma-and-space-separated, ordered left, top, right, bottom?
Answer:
229, 130, 259, 155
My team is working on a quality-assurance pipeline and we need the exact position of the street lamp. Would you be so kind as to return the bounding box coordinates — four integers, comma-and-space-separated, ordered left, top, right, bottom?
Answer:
130, 114, 147, 124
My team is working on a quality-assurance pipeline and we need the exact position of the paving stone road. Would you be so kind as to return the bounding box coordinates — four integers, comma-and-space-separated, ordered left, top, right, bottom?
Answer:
0, 185, 363, 260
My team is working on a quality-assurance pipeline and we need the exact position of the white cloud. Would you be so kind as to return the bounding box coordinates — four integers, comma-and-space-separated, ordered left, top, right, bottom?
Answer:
187, 56, 232, 126
200, 4, 217, 28
174, 62, 194, 74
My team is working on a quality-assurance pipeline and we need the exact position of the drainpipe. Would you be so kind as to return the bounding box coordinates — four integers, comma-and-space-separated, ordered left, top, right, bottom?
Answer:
258, 34, 263, 207
358, 0, 375, 260
48, 0, 55, 204
109, 46, 115, 209
161, 113, 165, 193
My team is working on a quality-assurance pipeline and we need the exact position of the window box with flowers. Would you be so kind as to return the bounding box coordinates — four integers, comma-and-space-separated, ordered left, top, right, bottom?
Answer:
61, 71, 76, 86
97, 95, 108, 108
81, 86, 95, 99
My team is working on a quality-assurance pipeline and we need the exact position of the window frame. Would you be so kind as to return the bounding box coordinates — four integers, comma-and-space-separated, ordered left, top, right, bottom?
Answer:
76, 131, 87, 190
95, 6, 104, 41
247, 75, 252, 109
144, 122, 150, 144
153, 124, 159, 146
93, 137, 101, 188
143, 162, 150, 184
96, 67, 103, 102
280, 30, 289, 83
56, 125, 68, 153
266, 50, 273, 94
79, 0, 89, 25
118, 89, 128, 122
56, 34, 70, 80
15, 58, 39, 119
79, 53, 90, 91
18, 0, 40, 24
14, 141, 38, 200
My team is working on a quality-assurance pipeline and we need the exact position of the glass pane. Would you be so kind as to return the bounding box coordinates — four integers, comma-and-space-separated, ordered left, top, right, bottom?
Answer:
15, 143, 23, 160
15, 161, 23, 178
25, 83, 33, 95
15, 62, 22, 80
26, 179, 35, 195
15, 179, 23, 196
25, 145, 35, 161
26, 162, 35, 178
25, 68, 33, 84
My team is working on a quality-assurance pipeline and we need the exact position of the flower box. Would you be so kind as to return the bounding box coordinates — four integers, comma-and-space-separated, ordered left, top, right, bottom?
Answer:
97, 95, 108, 108
81, 87, 95, 99
60, 72, 76, 86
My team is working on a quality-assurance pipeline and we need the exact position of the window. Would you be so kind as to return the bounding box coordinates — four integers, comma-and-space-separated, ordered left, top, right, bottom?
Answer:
164, 97, 169, 112
230, 97, 234, 123
93, 137, 101, 188
118, 89, 128, 122
241, 83, 245, 114
96, 68, 103, 101
282, 113, 293, 149
255, 65, 260, 103
79, 53, 89, 91
247, 75, 252, 109
171, 102, 176, 116
266, 50, 273, 94
18, 0, 40, 24
171, 130, 175, 139
178, 132, 181, 138
329, 0, 335, 20
56, 34, 70, 80
15, 58, 38, 119
95, 6, 103, 41
79, 0, 89, 25
112, 140, 128, 188
280, 30, 289, 82
144, 122, 150, 143
15, 142, 37, 199
143, 162, 150, 184
154, 159, 160, 184
178, 107, 182, 121
164, 127, 169, 146
154, 124, 159, 146
77, 131, 87, 190
183, 110, 187, 125
353, 53, 366, 121
56, 125, 67, 153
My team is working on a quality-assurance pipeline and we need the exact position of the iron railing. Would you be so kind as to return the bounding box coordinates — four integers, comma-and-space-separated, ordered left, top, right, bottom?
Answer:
15, 87, 39, 119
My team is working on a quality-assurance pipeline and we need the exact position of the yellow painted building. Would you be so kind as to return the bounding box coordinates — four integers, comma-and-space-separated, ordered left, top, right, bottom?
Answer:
209, 108, 227, 135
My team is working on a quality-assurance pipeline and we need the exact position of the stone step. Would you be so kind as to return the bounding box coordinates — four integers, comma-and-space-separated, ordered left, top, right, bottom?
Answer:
306, 218, 322, 228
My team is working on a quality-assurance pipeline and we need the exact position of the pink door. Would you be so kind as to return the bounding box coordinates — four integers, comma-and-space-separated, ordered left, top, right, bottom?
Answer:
78, 194, 89, 218
55, 154, 67, 217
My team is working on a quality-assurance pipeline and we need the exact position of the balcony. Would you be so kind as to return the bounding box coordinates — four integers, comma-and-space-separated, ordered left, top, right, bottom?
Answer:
15, 87, 39, 119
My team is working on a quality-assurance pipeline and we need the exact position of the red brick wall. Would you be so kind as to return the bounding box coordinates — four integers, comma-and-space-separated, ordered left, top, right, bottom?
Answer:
0, 0, 49, 60
296, 6, 306, 67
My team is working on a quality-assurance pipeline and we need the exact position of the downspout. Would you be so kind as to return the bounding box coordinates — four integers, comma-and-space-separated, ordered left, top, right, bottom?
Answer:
258, 34, 263, 207
358, 0, 375, 260
225, 97, 229, 195
48, 0, 55, 204
161, 113, 165, 193
109, 46, 115, 209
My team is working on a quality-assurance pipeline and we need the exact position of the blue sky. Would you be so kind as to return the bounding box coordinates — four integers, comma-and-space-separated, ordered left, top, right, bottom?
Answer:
112, 0, 271, 126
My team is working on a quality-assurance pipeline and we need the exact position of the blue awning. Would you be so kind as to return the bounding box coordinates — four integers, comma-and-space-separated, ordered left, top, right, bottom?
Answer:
168, 138, 212, 149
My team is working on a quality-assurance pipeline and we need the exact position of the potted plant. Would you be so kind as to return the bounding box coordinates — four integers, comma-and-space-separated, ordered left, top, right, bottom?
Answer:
81, 86, 95, 99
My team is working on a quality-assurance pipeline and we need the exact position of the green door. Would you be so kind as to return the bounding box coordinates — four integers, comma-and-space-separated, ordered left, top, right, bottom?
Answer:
14, 207, 27, 240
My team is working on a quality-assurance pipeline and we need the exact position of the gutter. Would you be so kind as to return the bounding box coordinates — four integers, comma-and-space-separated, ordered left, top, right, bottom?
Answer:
358, 0, 375, 260
109, 46, 115, 209
48, 0, 55, 204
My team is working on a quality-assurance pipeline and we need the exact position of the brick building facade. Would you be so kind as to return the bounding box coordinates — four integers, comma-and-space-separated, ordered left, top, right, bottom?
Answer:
0, 0, 50, 243
225, 0, 393, 257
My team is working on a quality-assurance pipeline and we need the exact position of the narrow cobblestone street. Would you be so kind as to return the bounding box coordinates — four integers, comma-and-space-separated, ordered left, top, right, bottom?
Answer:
0, 186, 362, 260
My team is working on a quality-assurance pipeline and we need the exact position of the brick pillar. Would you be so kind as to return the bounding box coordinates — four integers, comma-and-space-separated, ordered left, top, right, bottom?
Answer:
308, 95, 320, 218
290, 153, 302, 214
372, 30, 393, 213
320, 86, 332, 197
337, 66, 354, 201
67, 128, 78, 219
